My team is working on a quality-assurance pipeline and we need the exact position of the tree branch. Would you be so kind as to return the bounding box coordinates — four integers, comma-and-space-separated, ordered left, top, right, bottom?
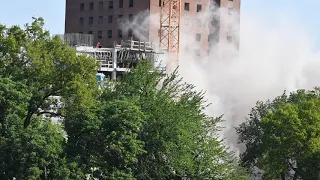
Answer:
36, 111, 63, 117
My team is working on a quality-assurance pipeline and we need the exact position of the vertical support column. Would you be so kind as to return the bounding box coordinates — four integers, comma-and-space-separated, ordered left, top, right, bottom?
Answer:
112, 47, 117, 80
160, 0, 181, 73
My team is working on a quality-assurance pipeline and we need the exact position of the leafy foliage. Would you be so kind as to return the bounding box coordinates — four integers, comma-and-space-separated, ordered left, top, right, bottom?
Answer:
237, 88, 320, 179
0, 18, 248, 179
0, 17, 98, 128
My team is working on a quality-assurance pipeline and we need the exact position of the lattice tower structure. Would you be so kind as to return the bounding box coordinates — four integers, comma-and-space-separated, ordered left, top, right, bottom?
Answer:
159, 0, 181, 73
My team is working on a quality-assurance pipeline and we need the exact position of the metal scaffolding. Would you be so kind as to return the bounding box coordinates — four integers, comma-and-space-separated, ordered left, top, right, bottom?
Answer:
76, 39, 166, 79
54, 33, 94, 47
159, 0, 181, 72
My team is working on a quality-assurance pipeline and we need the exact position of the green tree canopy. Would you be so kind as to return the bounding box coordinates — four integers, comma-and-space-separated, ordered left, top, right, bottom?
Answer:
0, 17, 98, 128
0, 17, 248, 179
65, 62, 249, 179
0, 17, 97, 179
237, 88, 320, 179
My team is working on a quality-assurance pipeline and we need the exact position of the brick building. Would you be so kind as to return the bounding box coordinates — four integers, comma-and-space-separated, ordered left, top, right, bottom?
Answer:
65, 0, 240, 51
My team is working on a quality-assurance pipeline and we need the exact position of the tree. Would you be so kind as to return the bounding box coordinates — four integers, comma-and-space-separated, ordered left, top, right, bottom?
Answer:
0, 18, 96, 179
67, 61, 249, 179
0, 18, 248, 179
0, 17, 98, 128
236, 88, 320, 179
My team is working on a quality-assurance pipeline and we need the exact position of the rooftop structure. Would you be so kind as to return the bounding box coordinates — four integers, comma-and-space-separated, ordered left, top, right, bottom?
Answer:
65, 36, 166, 79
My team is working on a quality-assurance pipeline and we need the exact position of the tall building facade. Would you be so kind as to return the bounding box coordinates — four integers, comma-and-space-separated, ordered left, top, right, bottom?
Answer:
65, 0, 240, 51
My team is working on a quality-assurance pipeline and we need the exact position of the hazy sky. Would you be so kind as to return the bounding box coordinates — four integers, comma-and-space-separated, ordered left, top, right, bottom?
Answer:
0, 0, 319, 40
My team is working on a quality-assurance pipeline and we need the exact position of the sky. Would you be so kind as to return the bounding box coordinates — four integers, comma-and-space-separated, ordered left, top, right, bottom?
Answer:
0, 0, 320, 44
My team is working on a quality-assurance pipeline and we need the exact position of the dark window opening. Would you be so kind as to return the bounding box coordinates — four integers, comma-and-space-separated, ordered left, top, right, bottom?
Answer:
88, 31, 93, 34
108, 16, 113, 23
197, 4, 202, 12
99, 2, 103, 9
118, 15, 123, 23
90, 2, 94, 10
79, 32, 83, 34
109, 1, 114, 8
108, 30, 112, 38
80, 3, 84, 11
184, 3, 190, 11
227, 36, 232, 43
79, 17, 84, 25
129, 0, 133, 7
118, 30, 122, 37
196, 33, 201, 41
119, 0, 123, 8
98, 31, 102, 39
89, 17, 93, 25
129, 14, 133, 22
98, 16, 103, 24
128, 29, 133, 37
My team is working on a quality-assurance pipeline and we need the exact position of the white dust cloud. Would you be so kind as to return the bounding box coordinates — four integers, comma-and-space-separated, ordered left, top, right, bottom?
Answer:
119, 3, 320, 154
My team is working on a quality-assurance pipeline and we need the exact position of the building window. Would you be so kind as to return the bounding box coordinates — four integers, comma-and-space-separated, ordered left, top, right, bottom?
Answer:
118, 15, 123, 23
79, 17, 84, 25
184, 17, 189, 25
197, 4, 202, 12
108, 15, 113, 23
80, 3, 84, 11
98, 16, 103, 24
109, 1, 113, 8
108, 30, 112, 38
89, 17, 93, 25
227, 36, 232, 43
129, 14, 133, 22
88, 31, 93, 34
196, 19, 201, 27
90, 2, 94, 10
128, 29, 133, 37
129, 0, 133, 7
196, 33, 201, 41
98, 31, 102, 39
184, 3, 190, 11
118, 30, 122, 37
195, 49, 200, 56
99, 2, 103, 9
228, 8, 233, 15
119, 0, 123, 8
79, 32, 83, 34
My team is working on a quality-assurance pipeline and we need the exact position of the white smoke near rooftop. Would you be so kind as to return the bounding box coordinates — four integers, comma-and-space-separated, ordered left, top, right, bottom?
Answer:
119, 3, 320, 155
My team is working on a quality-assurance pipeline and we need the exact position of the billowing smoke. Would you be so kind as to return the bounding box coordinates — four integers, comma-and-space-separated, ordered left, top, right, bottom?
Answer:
119, 3, 320, 154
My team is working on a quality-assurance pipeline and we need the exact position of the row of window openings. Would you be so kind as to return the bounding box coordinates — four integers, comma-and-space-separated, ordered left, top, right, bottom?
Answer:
80, 15, 230, 27
82, 30, 232, 43
80, 0, 133, 11
184, 2, 233, 14
196, 33, 233, 43
79, 14, 133, 25
80, 30, 133, 39
80, 1, 232, 13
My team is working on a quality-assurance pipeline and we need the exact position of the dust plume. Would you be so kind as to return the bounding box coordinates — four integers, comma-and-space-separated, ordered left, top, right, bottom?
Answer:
119, 3, 320, 154
179, 5, 320, 154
